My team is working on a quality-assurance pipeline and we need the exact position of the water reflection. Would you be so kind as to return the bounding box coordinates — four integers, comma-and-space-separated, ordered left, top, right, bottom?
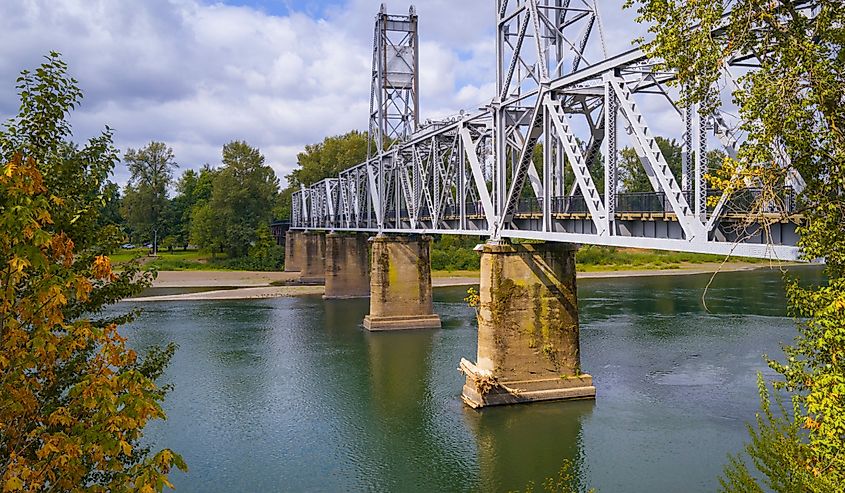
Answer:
365, 330, 434, 416
580, 266, 822, 323
465, 400, 593, 492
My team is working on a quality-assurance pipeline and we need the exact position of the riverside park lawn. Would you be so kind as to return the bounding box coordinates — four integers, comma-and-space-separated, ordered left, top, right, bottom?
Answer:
111, 248, 233, 271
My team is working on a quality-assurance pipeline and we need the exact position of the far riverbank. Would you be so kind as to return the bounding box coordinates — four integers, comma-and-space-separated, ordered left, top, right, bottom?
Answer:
127, 261, 788, 302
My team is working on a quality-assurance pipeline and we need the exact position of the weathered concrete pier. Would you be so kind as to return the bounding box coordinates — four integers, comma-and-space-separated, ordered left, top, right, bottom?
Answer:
363, 235, 441, 331
284, 230, 304, 273
299, 231, 327, 284
324, 233, 370, 299
460, 242, 595, 408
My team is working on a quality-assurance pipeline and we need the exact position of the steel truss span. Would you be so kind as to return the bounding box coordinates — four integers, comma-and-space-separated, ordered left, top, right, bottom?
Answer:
291, 1, 807, 261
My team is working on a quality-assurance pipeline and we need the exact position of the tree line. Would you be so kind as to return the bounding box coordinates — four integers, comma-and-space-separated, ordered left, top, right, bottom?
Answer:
113, 140, 284, 266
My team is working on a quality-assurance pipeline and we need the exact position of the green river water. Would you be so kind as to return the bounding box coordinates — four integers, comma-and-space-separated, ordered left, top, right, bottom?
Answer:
114, 267, 817, 492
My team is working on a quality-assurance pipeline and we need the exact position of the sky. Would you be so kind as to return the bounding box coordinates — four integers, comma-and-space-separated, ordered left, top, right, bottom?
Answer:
0, 0, 648, 186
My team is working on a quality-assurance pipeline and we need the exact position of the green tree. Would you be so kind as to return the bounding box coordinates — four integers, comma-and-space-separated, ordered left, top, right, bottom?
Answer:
195, 141, 279, 257
168, 170, 197, 249
0, 53, 185, 491
620, 140, 727, 193
169, 166, 216, 250
98, 181, 123, 228
286, 130, 369, 189
619, 137, 683, 192
189, 202, 223, 256
279, 130, 369, 219
121, 142, 178, 254
628, 1, 844, 489
531, 142, 605, 199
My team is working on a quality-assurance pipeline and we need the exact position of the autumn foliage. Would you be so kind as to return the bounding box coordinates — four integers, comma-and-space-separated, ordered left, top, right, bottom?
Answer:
0, 54, 185, 491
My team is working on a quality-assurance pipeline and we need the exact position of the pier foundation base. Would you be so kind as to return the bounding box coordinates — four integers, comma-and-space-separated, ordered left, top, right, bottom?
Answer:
461, 242, 595, 408
299, 232, 326, 284
324, 233, 370, 299
363, 235, 441, 331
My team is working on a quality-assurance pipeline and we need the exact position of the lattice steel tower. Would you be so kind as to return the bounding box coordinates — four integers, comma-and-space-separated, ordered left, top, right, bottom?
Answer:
368, 4, 420, 158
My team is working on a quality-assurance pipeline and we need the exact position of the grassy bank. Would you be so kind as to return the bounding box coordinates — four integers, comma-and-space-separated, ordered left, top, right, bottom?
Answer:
111, 248, 244, 271
573, 246, 764, 272
113, 244, 765, 274
429, 237, 765, 274
432, 246, 764, 275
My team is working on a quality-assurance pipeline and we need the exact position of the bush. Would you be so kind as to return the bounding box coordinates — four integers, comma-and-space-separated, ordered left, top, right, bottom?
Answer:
431, 235, 482, 271
213, 245, 285, 271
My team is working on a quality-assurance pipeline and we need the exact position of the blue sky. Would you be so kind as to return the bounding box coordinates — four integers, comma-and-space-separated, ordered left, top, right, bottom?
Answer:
0, 0, 646, 186
216, 0, 343, 17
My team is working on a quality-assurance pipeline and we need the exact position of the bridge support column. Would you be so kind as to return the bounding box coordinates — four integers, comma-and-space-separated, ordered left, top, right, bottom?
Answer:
324, 233, 370, 299
299, 231, 326, 284
363, 235, 441, 331
284, 230, 305, 273
460, 242, 595, 408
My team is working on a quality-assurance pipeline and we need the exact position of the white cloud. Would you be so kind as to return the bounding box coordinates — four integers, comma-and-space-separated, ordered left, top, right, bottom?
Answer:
0, 0, 657, 186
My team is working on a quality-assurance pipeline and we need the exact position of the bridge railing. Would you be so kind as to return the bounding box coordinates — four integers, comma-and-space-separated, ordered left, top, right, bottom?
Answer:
615, 192, 669, 214
714, 187, 798, 215
505, 188, 798, 218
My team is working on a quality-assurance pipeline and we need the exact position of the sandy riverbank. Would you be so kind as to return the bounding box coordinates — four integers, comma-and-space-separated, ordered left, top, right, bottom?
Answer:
126, 262, 783, 302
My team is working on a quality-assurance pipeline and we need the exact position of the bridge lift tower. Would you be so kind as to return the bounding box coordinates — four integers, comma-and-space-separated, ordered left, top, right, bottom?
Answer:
363, 5, 421, 232
368, 4, 419, 157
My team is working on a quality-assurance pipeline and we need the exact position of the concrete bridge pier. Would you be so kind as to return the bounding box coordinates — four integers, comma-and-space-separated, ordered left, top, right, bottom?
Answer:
363, 234, 441, 331
324, 233, 370, 299
284, 230, 305, 273
299, 231, 327, 284
460, 242, 596, 408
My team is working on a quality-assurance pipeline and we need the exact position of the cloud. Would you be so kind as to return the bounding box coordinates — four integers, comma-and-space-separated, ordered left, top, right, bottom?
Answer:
0, 0, 655, 187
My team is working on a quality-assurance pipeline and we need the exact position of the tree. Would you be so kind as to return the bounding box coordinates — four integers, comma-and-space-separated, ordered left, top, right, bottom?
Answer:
619, 137, 683, 192
628, 1, 844, 489
279, 130, 369, 219
286, 130, 369, 189
121, 142, 178, 254
531, 142, 605, 199
620, 139, 727, 193
189, 202, 223, 257
99, 181, 123, 228
169, 167, 215, 250
194, 141, 278, 257
0, 53, 185, 491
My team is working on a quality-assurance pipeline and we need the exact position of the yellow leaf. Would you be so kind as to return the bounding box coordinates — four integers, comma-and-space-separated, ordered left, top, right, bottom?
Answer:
119, 440, 132, 457
92, 255, 112, 279
3, 476, 24, 492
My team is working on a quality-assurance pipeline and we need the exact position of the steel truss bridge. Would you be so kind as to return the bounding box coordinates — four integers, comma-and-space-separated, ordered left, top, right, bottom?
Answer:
291, 1, 808, 260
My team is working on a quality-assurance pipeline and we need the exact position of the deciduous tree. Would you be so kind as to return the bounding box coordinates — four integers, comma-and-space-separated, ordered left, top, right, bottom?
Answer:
279, 130, 369, 219
619, 137, 683, 193
194, 141, 278, 257
121, 142, 178, 253
0, 53, 185, 492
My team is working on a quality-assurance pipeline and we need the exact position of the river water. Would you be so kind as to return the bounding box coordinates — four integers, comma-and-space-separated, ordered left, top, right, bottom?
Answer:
115, 267, 815, 492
